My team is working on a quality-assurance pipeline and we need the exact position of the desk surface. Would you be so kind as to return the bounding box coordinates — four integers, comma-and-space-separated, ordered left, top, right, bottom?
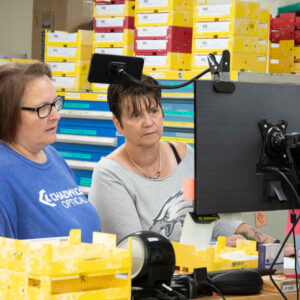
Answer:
198, 290, 298, 299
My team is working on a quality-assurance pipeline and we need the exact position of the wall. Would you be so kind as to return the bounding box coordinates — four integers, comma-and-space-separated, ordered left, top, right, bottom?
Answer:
0, 0, 33, 58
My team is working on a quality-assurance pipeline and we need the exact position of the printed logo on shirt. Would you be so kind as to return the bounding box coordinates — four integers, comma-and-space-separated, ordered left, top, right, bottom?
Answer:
149, 189, 193, 240
38, 187, 88, 208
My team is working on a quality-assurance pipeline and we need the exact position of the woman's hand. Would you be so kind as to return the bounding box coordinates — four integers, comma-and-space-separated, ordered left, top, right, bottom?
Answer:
226, 234, 246, 247
284, 243, 295, 257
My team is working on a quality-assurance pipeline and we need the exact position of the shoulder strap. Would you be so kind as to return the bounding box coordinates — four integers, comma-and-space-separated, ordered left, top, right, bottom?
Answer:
167, 142, 181, 165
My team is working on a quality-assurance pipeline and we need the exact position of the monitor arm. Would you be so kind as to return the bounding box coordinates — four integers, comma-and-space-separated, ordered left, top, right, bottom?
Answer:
257, 119, 300, 203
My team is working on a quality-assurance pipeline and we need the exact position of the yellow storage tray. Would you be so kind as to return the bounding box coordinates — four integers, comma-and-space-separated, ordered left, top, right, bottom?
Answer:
94, 1, 135, 18
191, 53, 222, 69
45, 45, 93, 62
11, 58, 39, 64
269, 40, 295, 59
137, 52, 191, 70
173, 236, 258, 273
45, 30, 93, 46
194, 0, 269, 22
93, 29, 134, 48
47, 61, 90, 76
0, 230, 131, 300
143, 69, 184, 80
62, 91, 107, 101
293, 61, 300, 73
91, 83, 110, 93
136, 0, 193, 12
181, 70, 212, 81
93, 46, 134, 56
52, 75, 91, 91
193, 19, 268, 39
135, 9, 193, 27
295, 46, 300, 60
0, 59, 10, 66
192, 36, 267, 55
269, 57, 294, 74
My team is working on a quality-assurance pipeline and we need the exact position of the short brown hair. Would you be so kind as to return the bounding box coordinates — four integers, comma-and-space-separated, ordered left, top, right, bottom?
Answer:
107, 74, 162, 126
0, 62, 52, 143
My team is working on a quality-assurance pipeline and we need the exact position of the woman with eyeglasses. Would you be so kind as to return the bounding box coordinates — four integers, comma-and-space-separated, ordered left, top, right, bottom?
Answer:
0, 62, 101, 243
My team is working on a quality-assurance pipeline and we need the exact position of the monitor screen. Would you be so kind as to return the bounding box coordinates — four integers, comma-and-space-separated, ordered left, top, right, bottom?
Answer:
194, 80, 300, 216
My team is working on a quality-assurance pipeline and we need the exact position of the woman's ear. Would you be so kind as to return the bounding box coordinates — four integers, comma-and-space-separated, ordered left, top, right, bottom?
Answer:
112, 115, 123, 135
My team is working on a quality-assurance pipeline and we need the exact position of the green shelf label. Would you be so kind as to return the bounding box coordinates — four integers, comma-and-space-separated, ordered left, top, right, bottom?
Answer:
64, 103, 90, 109
164, 110, 193, 116
58, 151, 91, 160
61, 128, 97, 135
80, 177, 92, 186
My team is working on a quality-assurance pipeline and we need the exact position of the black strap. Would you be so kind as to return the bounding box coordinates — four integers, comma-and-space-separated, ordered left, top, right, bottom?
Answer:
168, 142, 181, 165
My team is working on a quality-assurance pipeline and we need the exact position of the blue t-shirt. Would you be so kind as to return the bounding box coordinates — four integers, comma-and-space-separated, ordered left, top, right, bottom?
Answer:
0, 142, 101, 243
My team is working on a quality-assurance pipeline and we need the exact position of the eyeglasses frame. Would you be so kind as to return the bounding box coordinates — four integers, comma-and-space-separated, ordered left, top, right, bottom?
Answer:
21, 95, 64, 118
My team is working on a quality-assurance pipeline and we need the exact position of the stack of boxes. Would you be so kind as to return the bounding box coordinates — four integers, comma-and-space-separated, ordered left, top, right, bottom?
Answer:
134, 0, 193, 79
45, 30, 93, 91
269, 13, 300, 74
191, 0, 269, 79
92, 0, 136, 92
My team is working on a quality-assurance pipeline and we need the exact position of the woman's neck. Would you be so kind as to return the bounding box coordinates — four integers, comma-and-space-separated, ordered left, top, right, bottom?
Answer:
5, 142, 46, 164
125, 142, 161, 167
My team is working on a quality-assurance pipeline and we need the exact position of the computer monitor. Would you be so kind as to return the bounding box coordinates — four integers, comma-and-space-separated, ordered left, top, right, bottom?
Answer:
193, 79, 300, 217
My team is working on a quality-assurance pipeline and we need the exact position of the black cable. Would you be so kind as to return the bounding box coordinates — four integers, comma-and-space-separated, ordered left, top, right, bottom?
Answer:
292, 225, 299, 300
263, 167, 300, 299
161, 283, 188, 300
120, 68, 211, 89
206, 278, 226, 300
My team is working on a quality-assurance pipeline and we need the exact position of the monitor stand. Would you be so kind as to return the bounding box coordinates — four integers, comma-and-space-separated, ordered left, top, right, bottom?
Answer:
180, 212, 218, 250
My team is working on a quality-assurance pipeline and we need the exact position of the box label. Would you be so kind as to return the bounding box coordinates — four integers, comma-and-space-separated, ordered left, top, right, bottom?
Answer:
137, 13, 169, 24
96, 4, 125, 15
137, 26, 168, 37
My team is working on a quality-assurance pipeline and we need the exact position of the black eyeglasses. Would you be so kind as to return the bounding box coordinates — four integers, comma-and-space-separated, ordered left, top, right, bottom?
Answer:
21, 95, 64, 118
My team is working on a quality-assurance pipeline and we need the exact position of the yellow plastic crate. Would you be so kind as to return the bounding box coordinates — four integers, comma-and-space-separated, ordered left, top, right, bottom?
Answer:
52, 75, 91, 91
295, 46, 300, 60
143, 69, 184, 79
0, 230, 131, 300
45, 30, 93, 46
192, 53, 222, 69
293, 61, 300, 73
269, 40, 295, 58
193, 19, 268, 39
136, 0, 193, 12
47, 61, 90, 76
94, 1, 135, 18
181, 70, 212, 81
93, 29, 134, 47
93, 46, 134, 56
269, 57, 294, 74
192, 36, 266, 55
135, 9, 193, 27
11, 58, 39, 64
63, 91, 107, 101
45, 45, 93, 62
194, 0, 269, 22
172, 236, 258, 273
0, 59, 10, 66
91, 82, 110, 92
138, 52, 191, 70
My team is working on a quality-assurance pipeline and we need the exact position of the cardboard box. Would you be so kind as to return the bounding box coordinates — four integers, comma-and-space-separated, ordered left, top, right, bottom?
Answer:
32, 0, 93, 61
262, 275, 300, 293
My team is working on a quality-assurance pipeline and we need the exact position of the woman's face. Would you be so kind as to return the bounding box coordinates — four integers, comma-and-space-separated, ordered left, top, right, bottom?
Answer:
15, 75, 61, 152
114, 96, 164, 148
